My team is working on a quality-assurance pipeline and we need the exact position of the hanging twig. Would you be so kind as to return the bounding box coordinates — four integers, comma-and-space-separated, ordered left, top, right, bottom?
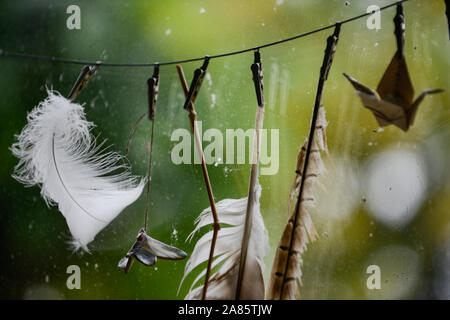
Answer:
176, 64, 220, 300
178, 53, 268, 300
277, 23, 341, 300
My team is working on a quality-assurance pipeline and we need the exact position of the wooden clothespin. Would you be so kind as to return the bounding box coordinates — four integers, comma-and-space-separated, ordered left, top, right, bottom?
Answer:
147, 64, 160, 121
68, 63, 100, 101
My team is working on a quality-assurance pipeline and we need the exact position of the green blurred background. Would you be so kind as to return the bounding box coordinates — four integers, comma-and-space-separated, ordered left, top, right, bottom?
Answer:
0, 0, 448, 299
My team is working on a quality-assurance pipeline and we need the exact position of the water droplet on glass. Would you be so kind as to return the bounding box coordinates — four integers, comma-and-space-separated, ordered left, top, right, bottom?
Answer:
210, 93, 216, 108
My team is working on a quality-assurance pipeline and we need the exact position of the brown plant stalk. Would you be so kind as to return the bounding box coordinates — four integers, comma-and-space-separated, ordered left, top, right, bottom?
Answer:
176, 65, 220, 300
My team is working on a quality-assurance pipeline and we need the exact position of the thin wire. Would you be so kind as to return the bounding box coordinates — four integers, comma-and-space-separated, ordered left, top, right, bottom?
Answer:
0, 0, 408, 68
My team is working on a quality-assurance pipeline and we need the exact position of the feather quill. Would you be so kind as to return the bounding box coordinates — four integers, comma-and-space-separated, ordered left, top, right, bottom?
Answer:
267, 106, 327, 300
287, 105, 327, 216
11, 90, 145, 251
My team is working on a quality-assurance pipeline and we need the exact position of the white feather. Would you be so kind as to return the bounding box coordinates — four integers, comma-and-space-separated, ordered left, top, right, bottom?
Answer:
10, 90, 145, 251
179, 182, 268, 300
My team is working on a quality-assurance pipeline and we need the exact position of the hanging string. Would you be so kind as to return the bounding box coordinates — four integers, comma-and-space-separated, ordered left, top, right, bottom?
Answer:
0, 0, 409, 68
143, 66, 160, 231
124, 66, 160, 231
143, 119, 155, 231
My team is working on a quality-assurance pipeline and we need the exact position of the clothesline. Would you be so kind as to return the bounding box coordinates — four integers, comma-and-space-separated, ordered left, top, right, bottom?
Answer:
0, 0, 408, 68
